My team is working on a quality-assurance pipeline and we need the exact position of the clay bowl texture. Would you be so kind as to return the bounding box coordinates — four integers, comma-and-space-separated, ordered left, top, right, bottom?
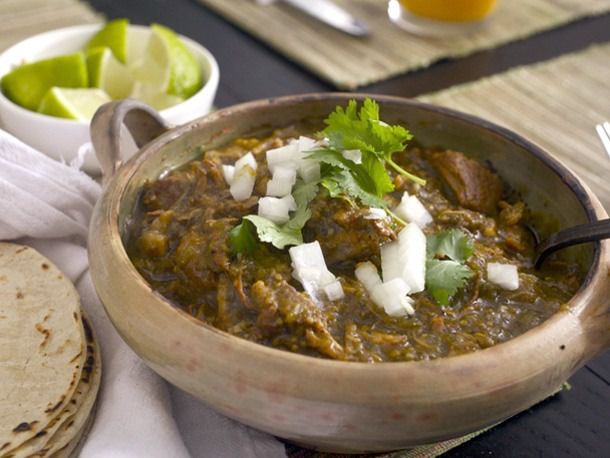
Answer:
88, 94, 610, 453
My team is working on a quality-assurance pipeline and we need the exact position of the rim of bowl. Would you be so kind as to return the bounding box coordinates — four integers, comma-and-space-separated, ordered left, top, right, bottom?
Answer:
109, 92, 603, 369
0, 23, 219, 126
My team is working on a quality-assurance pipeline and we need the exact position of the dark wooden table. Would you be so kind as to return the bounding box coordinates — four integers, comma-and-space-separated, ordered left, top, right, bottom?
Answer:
88, 1, 610, 456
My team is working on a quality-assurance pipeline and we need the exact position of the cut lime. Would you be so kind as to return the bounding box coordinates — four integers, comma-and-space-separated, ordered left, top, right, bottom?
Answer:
1, 53, 88, 111
132, 23, 202, 99
86, 18, 129, 64
130, 81, 183, 110
87, 47, 133, 99
38, 87, 111, 120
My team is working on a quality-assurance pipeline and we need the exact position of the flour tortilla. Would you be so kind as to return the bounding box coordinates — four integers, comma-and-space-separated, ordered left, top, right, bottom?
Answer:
0, 244, 86, 453
7, 316, 101, 458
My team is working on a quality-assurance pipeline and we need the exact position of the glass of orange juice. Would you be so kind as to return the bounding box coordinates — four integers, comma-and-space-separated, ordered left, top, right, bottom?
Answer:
388, 0, 498, 36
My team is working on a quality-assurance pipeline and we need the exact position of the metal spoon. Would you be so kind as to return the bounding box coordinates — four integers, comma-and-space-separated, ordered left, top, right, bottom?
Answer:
533, 218, 610, 269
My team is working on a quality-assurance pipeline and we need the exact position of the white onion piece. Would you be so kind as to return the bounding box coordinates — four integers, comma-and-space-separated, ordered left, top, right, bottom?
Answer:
266, 166, 297, 197
266, 143, 298, 173
394, 192, 433, 228
230, 165, 256, 201
222, 165, 235, 185
297, 161, 321, 183
487, 263, 519, 290
355, 261, 382, 291
364, 207, 387, 220
323, 280, 344, 301
297, 136, 318, 153
258, 196, 292, 224
290, 241, 327, 272
371, 278, 411, 317
342, 149, 362, 164
380, 240, 402, 282
397, 223, 427, 293
400, 296, 415, 315
289, 241, 342, 301
234, 152, 258, 173
281, 194, 297, 211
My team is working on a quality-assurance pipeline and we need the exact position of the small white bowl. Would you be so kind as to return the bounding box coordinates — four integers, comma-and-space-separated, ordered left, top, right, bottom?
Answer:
0, 24, 219, 174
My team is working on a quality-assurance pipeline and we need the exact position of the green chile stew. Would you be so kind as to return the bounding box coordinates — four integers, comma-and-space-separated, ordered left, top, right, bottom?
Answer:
126, 110, 582, 363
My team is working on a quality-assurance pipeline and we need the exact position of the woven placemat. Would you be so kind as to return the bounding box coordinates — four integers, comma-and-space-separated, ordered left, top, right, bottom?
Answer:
0, 0, 102, 52
197, 0, 610, 89
420, 42, 610, 210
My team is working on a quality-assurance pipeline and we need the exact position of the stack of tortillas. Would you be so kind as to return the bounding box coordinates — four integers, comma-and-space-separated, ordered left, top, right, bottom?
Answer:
0, 243, 101, 458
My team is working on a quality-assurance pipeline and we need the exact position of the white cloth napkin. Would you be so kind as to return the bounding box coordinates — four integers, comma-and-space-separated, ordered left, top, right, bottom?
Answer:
0, 129, 287, 458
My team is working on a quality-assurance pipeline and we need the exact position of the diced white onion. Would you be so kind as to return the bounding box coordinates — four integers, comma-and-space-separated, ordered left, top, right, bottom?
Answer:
289, 241, 342, 301
364, 207, 387, 220
396, 223, 427, 293
258, 196, 292, 224
266, 143, 299, 173
222, 165, 235, 185
297, 136, 318, 153
234, 152, 258, 173
230, 164, 256, 201
266, 166, 297, 197
289, 241, 327, 272
323, 280, 344, 301
380, 240, 402, 282
281, 194, 297, 211
371, 278, 411, 317
297, 160, 321, 183
394, 192, 433, 228
400, 296, 415, 315
342, 149, 362, 164
355, 261, 382, 291
487, 263, 519, 290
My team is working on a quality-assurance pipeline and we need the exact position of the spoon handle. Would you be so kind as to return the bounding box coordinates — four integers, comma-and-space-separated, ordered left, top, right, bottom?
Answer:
535, 218, 610, 269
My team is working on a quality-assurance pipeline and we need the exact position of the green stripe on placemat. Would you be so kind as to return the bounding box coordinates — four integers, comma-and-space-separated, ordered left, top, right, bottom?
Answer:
419, 42, 610, 210
196, 0, 610, 89
0, 0, 102, 52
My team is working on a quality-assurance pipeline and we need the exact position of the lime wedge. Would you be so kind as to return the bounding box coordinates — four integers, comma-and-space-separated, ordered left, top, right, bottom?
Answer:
130, 81, 184, 110
87, 47, 133, 99
1, 53, 87, 111
132, 23, 202, 99
86, 18, 129, 64
38, 87, 111, 120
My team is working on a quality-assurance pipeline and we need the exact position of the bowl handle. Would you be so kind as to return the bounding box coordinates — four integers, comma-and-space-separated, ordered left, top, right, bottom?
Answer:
90, 99, 169, 183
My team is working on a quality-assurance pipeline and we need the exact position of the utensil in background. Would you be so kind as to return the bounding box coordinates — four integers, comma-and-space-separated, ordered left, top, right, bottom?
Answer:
533, 219, 610, 268
596, 121, 610, 157
256, 0, 369, 37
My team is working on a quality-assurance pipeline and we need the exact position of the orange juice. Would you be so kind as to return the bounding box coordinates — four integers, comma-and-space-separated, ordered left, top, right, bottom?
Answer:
399, 0, 497, 22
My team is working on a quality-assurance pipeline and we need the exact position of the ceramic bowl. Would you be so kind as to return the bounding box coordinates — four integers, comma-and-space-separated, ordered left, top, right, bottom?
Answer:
0, 24, 219, 175
88, 94, 610, 453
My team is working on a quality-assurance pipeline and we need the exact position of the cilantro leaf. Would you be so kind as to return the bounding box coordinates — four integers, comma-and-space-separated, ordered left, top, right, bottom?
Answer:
425, 229, 474, 305
425, 259, 473, 305
243, 215, 303, 250
427, 229, 474, 262
321, 98, 424, 186
229, 220, 258, 255
231, 180, 320, 253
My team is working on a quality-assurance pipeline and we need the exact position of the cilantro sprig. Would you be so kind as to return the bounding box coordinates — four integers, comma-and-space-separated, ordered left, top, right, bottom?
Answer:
425, 229, 474, 305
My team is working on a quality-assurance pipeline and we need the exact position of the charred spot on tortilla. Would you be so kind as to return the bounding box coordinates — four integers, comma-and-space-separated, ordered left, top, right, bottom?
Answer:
12, 422, 34, 433
14, 246, 27, 254
44, 396, 65, 414
82, 317, 93, 343
41, 263, 49, 271
0, 442, 10, 451
34, 430, 47, 438
16, 291, 23, 299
